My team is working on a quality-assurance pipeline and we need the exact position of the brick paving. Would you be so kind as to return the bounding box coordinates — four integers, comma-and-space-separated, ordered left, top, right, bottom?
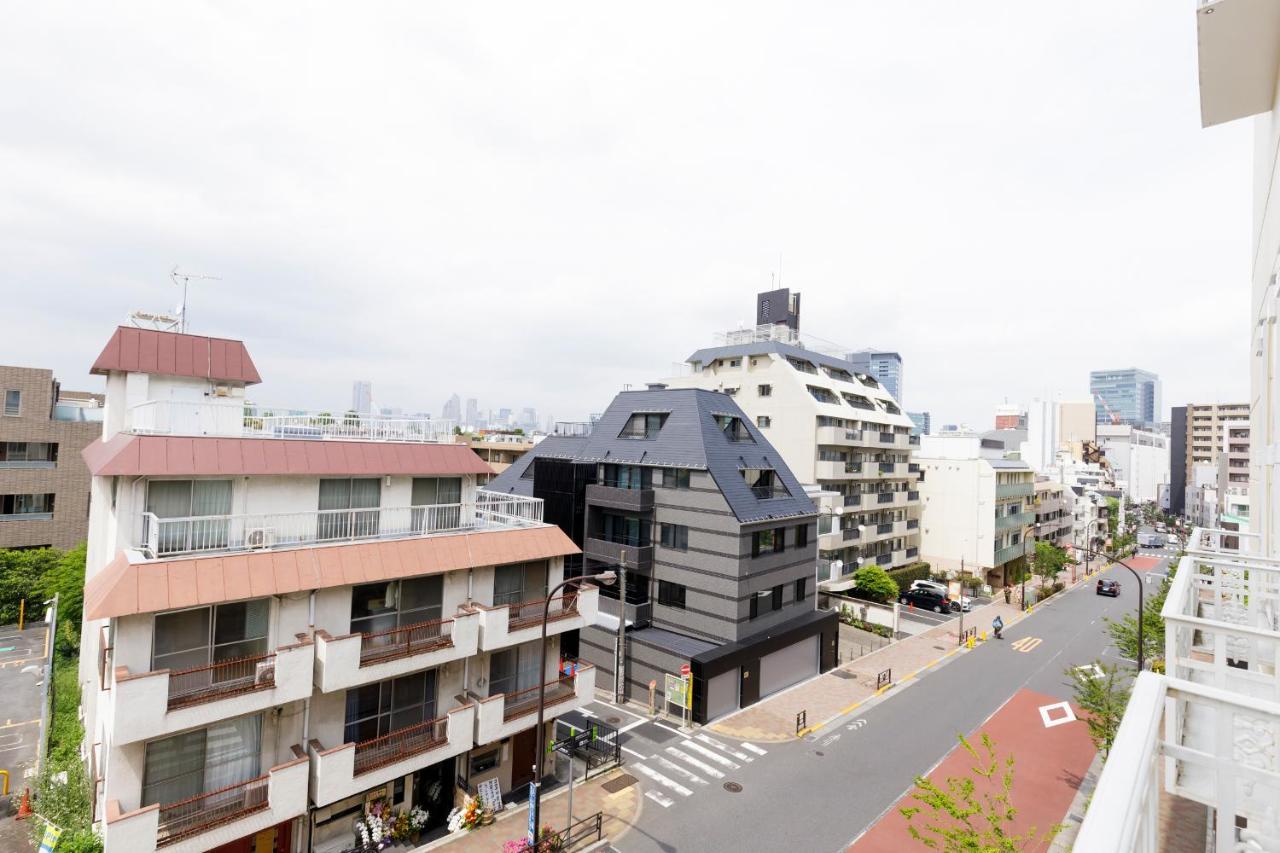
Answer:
414, 766, 640, 852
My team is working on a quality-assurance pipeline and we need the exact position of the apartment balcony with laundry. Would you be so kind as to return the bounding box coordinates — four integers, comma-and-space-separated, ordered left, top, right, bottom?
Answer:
1075, 527, 1280, 852
310, 703, 476, 808
127, 399, 455, 443
314, 611, 480, 693
103, 755, 309, 853
474, 666, 595, 745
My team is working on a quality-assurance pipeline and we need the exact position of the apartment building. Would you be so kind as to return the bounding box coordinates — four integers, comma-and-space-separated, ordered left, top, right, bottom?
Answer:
0, 365, 103, 549
1076, 7, 1280, 849
485, 387, 837, 724
1031, 481, 1072, 547
80, 326, 598, 853
1095, 424, 1170, 504
914, 433, 1036, 587
464, 433, 537, 480
1173, 402, 1250, 520
906, 410, 931, 436
1090, 367, 1162, 428
993, 404, 1025, 430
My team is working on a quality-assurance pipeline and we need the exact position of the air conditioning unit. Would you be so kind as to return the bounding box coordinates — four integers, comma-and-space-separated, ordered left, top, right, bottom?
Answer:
246, 527, 276, 549
213, 384, 231, 397
255, 661, 276, 684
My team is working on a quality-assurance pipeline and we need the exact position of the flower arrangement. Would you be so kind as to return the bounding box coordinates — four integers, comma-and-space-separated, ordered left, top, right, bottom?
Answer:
355, 797, 429, 849
446, 795, 485, 833
502, 827, 565, 853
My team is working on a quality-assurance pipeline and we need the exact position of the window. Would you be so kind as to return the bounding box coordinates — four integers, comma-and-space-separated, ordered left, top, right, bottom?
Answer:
601, 464, 648, 489
344, 670, 437, 743
749, 586, 784, 619
488, 643, 541, 697
714, 415, 753, 442
772, 584, 783, 610
3, 390, 18, 417
351, 575, 443, 637
319, 478, 382, 539
773, 527, 786, 553
786, 357, 818, 374
493, 561, 549, 606
842, 392, 875, 410
657, 581, 687, 610
142, 715, 262, 808
411, 476, 461, 530
758, 384, 772, 397
145, 480, 233, 554
659, 523, 689, 551
743, 469, 787, 500
806, 385, 839, 405
795, 525, 809, 549
619, 412, 667, 439
751, 528, 777, 557
152, 599, 270, 673
757, 415, 772, 428
0, 493, 56, 518
825, 366, 854, 383
660, 468, 690, 490
728, 359, 741, 368
599, 513, 650, 547
795, 577, 808, 603
0, 443, 58, 467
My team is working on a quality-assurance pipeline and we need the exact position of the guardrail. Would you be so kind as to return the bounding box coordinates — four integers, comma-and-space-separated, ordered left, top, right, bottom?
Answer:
359, 618, 453, 666
156, 773, 269, 846
353, 716, 449, 776
167, 653, 275, 710
128, 400, 455, 443
876, 668, 892, 690
506, 594, 578, 630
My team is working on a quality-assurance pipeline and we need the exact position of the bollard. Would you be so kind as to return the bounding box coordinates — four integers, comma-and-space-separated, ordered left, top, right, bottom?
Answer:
980, 631, 986, 641
967, 636, 975, 649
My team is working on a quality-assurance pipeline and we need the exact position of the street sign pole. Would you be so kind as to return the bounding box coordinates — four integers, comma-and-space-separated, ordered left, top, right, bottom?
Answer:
527, 774, 538, 844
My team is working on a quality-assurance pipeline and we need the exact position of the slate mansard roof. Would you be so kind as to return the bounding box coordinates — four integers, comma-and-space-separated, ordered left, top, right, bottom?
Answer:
486, 388, 815, 524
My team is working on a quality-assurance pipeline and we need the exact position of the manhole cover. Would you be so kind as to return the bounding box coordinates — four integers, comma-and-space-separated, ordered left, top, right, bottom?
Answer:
814, 751, 824, 757
723, 781, 743, 793
601, 774, 637, 793
831, 669, 857, 680
606, 716, 622, 725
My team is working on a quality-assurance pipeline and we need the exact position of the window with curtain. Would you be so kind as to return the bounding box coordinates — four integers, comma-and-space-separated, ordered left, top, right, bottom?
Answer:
146, 480, 233, 554
318, 478, 381, 540
152, 600, 270, 675
487, 643, 540, 697
351, 576, 444, 637
492, 561, 548, 607
142, 715, 262, 807
411, 477, 462, 531
343, 670, 437, 743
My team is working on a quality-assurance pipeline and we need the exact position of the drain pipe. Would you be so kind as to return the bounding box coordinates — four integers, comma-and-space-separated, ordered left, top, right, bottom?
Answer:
300, 588, 316, 853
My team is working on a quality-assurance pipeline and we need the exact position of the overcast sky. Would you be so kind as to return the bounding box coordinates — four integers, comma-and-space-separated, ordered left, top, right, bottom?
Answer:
0, 3, 1252, 428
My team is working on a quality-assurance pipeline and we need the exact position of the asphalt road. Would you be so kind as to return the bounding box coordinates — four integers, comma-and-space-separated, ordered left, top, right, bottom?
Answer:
605, 556, 1167, 853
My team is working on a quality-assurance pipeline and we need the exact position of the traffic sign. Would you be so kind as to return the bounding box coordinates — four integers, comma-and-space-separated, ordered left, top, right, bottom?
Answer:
680, 663, 691, 677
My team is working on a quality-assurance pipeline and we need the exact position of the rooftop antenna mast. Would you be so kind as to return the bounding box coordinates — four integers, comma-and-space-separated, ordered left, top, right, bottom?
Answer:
170, 266, 221, 333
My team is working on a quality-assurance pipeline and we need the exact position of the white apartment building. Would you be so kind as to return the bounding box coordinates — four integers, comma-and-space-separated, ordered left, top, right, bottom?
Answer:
662, 322, 922, 576
1076, 5, 1280, 850
1096, 424, 1170, 504
914, 433, 1035, 587
80, 326, 598, 853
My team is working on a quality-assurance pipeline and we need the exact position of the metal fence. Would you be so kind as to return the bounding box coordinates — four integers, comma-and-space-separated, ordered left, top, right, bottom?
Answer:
156, 774, 269, 846
359, 617, 453, 666
167, 652, 275, 710
353, 716, 449, 776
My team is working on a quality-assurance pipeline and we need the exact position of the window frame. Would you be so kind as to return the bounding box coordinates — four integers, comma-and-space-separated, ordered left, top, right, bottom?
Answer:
2, 390, 19, 417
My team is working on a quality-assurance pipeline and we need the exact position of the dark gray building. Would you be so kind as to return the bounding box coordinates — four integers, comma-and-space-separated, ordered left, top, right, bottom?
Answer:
1170, 405, 1187, 516
485, 387, 836, 723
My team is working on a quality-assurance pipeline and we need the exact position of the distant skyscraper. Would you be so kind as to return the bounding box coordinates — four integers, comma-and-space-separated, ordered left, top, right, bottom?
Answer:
846, 349, 904, 403
521, 407, 537, 430
1090, 368, 1162, 427
352, 380, 372, 415
497, 408, 512, 426
465, 398, 478, 428
907, 411, 931, 436
442, 393, 461, 424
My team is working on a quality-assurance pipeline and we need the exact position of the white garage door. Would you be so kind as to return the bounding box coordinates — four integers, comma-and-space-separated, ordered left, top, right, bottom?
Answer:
758, 635, 819, 698
705, 668, 739, 721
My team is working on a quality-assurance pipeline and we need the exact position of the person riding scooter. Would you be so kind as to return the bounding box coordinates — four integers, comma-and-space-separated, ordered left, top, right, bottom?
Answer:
992, 615, 1004, 639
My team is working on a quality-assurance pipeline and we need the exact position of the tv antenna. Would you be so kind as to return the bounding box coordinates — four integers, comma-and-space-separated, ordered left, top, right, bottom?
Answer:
170, 266, 221, 333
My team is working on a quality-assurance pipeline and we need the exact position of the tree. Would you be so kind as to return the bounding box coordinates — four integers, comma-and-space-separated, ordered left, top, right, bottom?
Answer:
853, 565, 899, 603
1067, 661, 1132, 758
900, 732, 1061, 851
1105, 497, 1120, 535
1030, 541, 1073, 589
1105, 564, 1175, 666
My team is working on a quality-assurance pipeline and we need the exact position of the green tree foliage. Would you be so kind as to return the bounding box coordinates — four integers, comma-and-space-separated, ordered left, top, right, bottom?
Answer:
1106, 497, 1120, 535
30, 756, 102, 853
900, 733, 1061, 851
1030, 542, 1074, 588
853, 565, 900, 603
1105, 564, 1175, 666
1067, 661, 1132, 758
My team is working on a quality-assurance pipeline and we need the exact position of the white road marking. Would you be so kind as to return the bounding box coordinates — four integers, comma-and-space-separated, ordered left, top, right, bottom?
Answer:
1038, 701, 1077, 729
618, 718, 648, 734
694, 734, 753, 762
680, 739, 740, 770
644, 789, 674, 808
653, 722, 686, 737
621, 745, 650, 760
821, 733, 841, 747
655, 756, 708, 785
665, 746, 725, 778
578, 707, 597, 718
632, 763, 693, 797
740, 741, 768, 756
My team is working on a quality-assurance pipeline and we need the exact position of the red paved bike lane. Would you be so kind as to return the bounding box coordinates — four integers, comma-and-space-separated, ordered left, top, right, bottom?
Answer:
848, 688, 1096, 852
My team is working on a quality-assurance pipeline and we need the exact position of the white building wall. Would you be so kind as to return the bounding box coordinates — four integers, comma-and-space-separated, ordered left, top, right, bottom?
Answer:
1022, 399, 1060, 472
916, 456, 994, 575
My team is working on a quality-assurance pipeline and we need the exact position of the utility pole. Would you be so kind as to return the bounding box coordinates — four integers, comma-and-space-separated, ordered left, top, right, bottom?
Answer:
614, 554, 627, 704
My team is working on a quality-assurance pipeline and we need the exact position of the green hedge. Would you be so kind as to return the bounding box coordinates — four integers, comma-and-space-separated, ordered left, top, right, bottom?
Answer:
886, 562, 931, 596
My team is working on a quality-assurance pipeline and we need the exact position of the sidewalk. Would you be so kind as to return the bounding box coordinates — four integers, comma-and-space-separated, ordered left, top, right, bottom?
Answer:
415, 766, 641, 852
709, 569, 1103, 742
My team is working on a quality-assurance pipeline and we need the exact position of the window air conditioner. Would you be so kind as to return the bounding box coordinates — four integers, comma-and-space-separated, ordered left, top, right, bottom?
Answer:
246, 527, 276, 549
255, 661, 276, 684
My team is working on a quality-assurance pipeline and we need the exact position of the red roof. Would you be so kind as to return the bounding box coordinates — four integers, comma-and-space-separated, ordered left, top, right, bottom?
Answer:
85, 526, 580, 619
91, 326, 262, 385
82, 434, 494, 477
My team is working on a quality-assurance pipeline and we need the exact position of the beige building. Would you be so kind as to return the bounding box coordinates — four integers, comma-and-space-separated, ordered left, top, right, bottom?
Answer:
465, 433, 537, 480
1186, 401, 1250, 477
1058, 400, 1096, 461
0, 365, 102, 549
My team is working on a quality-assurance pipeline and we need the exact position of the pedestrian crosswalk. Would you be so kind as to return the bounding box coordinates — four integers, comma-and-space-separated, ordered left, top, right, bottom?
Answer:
630, 733, 767, 809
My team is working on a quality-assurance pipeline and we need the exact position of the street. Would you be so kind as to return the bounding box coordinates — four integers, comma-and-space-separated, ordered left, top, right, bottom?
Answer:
590, 554, 1168, 853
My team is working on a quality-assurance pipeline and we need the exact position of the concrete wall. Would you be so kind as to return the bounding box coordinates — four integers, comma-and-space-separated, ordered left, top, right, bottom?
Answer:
917, 456, 994, 575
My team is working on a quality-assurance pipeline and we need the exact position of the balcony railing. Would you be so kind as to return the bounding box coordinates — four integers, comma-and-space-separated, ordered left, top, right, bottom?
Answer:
877, 492, 892, 504
878, 432, 895, 443
502, 675, 577, 721
128, 400, 455, 443
353, 716, 449, 776
167, 652, 275, 710
878, 462, 894, 474
359, 618, 453, 666
506, 594, 578, 631
843, 493, 861, 507
843, 528, 859, 541
157, 773, 269, 846
137, 494, 543, 558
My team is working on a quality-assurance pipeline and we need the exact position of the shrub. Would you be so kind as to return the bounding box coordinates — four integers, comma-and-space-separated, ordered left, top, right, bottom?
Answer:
885, 562, 931, 596
852, 565, 899, 603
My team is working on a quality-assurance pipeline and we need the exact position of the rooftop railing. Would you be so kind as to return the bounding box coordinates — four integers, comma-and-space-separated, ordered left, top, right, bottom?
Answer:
137, 493, 544, 559
128, 400, 455, 443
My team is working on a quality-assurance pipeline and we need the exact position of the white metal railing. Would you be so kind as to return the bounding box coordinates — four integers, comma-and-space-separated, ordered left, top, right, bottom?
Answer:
127, 400, 455, 443
1187, 525, 1270, 560
137, 495, 543, 558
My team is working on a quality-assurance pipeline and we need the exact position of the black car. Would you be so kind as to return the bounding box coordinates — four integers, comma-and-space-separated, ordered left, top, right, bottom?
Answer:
900, 588, 952, 613
1096, 579, 1121, 597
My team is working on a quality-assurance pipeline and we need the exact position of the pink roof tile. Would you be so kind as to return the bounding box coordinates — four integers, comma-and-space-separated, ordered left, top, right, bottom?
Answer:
92, 326, 262, 385
82, 436, 494, 477
84, 525, 581, 619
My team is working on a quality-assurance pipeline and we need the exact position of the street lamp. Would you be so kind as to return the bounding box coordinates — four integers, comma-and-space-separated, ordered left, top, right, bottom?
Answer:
1020, 522, 1041, 611
530, 569, 617, 844
1076, 518, 1101, 581
1073, 545, 1148, 672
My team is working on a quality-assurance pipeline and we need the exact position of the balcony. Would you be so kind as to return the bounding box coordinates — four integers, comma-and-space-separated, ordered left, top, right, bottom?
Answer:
905, 546, 918, 559
1076, 530, 1280, 850
908, 435, 920, 446
878, 432, 895, 444
475, 587, 598, 652
992, 542, 1026, 566
906, 518, 919, 530
843, 493, 861, 507
108, 640, 313, 745
584, 535, 653, 571
475, 667, 594, 745
310, 704, 476, 807
907, 490, 919, 501
103, 756, 309, 853
818, 530, 844, 552
876, 492, 893, 505
128, 400, 454, 443
815, 426, 864, 446
136, 493, 545, 559
994, 510, 1036, 532
994, 482, 1034, 499
314, 612, 480, 693
815, 460, 853, 480
877, 462, 895, 475
585, 482, 654, 513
